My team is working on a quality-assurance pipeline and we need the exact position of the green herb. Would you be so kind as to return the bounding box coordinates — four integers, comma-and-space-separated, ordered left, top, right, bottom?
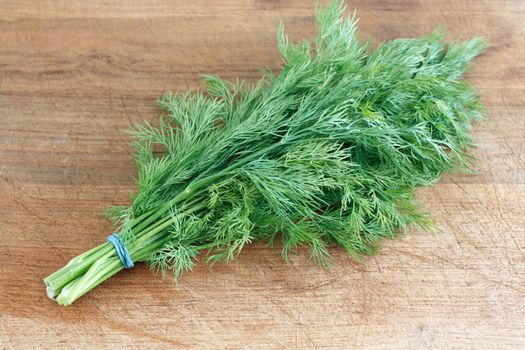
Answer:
44, 1, 487, 306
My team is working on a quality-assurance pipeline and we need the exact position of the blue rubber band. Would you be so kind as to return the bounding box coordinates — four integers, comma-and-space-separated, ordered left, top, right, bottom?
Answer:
107, 233, 134, 269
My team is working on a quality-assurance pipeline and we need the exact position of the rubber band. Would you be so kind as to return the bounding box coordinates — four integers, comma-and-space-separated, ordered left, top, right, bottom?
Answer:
107, 233, 134, 269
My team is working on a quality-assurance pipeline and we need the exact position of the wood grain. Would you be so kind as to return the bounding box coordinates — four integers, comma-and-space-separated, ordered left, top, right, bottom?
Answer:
1, 0, 524, 348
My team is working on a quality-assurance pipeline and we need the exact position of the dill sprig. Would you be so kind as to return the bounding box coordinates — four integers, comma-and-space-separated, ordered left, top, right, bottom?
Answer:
44, 1, 487, 305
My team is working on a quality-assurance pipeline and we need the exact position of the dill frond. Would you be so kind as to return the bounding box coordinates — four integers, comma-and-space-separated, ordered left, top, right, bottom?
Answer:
44, 0, 487, 305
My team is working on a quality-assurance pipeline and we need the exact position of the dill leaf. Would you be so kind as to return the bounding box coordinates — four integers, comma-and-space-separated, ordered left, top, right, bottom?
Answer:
44, 0, 487, 305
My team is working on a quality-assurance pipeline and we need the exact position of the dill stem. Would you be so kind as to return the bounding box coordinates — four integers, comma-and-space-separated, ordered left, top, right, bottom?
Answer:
50, 202, 209, 305
46, 139, 288, 299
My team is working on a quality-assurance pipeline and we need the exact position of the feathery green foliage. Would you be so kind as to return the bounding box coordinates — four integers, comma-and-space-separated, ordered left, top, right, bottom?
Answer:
44, 1, 487, 305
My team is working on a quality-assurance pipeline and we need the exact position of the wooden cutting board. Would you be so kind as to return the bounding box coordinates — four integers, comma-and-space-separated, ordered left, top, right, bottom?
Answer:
1, 0, 524, 348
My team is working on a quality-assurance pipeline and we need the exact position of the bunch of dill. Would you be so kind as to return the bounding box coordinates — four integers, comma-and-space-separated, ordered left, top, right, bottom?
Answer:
44, 1, 487, 305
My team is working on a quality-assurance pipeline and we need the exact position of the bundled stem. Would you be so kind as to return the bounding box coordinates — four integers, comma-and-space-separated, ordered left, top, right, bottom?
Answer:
44, 1, 487, 305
